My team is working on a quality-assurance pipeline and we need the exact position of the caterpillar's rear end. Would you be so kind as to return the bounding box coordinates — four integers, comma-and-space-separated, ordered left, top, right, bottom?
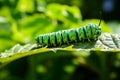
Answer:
36, 24, 101, 47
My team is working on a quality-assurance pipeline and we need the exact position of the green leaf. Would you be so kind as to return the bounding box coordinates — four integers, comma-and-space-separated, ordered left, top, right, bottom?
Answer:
16, 0, 35, 13
107, 21, 120, 34
0, 17, 16, 52
46, 3, 82, 25
0, 17, 12, 38
0, 33, 120, 80
0, 33, 120, 68
18, 14, 56, 42
0, 39, 16, 52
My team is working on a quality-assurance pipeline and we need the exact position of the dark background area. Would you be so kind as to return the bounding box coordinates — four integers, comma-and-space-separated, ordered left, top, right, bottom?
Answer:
46, 0, 120, 21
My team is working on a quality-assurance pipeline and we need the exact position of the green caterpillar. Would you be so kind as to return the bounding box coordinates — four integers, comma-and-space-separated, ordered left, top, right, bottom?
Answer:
36, 23, 102, 47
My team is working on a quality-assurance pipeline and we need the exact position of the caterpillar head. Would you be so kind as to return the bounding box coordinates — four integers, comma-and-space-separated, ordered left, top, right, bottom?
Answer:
94, 24, 101, 36
89, 24, 102, 40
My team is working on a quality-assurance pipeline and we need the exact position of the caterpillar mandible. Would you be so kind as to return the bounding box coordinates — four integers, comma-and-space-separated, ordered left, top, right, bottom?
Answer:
35, 22, 102, 47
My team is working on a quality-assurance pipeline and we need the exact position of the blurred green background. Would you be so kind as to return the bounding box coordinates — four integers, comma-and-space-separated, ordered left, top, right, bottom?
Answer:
0, 0, 120, 80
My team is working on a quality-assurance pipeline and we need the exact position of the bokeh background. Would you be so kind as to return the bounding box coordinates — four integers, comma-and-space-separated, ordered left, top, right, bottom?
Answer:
0, 0, 120, 80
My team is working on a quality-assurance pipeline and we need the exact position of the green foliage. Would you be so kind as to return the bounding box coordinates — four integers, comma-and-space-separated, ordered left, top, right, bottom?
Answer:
46, 3, 82, 25
17, 0, 35, 13
0, 0, 120, 80
0, 33, 120, 80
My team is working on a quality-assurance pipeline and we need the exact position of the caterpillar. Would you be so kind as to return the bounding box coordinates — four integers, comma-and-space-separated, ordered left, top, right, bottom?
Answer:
35, 23, 102, 47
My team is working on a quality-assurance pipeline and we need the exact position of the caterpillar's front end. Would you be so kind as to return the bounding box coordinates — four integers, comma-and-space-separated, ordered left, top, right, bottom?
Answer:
89, 24, 102, 41
92, 24, 102, 40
